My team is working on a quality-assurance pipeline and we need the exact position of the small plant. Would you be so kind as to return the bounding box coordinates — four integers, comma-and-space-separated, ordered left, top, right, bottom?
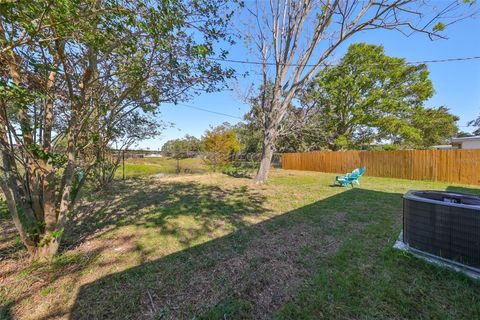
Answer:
222, 161, 258, 178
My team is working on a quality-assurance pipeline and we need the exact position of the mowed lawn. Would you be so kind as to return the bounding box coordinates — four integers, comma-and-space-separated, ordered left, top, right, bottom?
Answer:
1, 170, 480, 319
114, 157, 208, 178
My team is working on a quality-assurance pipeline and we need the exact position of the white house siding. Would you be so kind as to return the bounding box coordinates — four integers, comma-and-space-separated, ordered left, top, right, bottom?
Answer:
460, 140, 480, 149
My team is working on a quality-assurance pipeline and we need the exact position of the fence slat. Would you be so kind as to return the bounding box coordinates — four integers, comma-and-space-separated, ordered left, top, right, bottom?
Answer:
282, 150, 480, 185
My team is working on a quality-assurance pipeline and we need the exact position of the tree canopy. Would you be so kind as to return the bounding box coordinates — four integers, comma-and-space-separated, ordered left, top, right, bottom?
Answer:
468, 115, 480, 135
244, 0, 476, 183
239, 43, 460, 152
161, 135, 203, 154
0, 0, 237, 258
203, 124, 240, 169
300, 43, 441, 150
407, 106, 459, 147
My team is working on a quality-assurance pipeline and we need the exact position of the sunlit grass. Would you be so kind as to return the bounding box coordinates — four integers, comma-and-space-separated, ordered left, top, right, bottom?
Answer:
114, 157, 207, 178
1, 170, 479, 319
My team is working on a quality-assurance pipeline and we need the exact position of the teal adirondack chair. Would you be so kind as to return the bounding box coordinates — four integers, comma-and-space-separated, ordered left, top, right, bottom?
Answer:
351, 166, 366, 185
334, 166, 366, 188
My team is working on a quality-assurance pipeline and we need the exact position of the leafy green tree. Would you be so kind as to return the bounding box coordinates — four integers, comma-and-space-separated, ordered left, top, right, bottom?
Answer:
300, 43, 435, 150
202, 125, 240, 170
161, 135, 202, 154
233, 122, 263, 154
241, 47, 460, 152
239, 81, 306, 153
457, 131, 474, 138
406, 106, 459, 147
0, 0, 236, 259
91, 112, 166, 189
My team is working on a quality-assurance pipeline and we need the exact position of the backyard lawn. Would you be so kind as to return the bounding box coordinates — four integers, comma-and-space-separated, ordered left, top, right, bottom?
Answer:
114, 157, 208, 178
1, 170, 480, 319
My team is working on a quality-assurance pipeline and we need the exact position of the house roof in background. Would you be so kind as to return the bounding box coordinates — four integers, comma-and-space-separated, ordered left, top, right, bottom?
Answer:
451, 135, 480, 143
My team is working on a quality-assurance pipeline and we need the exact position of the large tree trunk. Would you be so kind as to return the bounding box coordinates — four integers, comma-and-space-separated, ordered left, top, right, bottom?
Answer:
29, 238, 61, 261
255, 84, 285, 184
255, 126, 277, 184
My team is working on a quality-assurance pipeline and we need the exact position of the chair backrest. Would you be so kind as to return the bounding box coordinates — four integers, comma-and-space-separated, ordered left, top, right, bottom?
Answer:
358, 166, 366, 176
348, 167, 365, 180
349, 168, 360, 179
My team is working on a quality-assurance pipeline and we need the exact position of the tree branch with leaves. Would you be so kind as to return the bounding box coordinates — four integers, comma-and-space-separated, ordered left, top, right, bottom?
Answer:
0, 0, 237, 259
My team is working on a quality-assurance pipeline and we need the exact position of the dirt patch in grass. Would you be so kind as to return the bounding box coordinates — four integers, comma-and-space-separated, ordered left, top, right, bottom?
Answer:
183, 224, 339, 319
226, 224, 339, 318
70, 217, 345, 320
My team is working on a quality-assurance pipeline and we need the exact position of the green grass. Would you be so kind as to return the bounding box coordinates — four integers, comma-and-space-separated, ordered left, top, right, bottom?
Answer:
114, 157, 207, 178
1, 170, 479, 319
115, 163, 165, 178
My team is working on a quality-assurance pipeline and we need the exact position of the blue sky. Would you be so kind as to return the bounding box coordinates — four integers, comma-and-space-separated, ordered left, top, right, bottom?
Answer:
137, 7, 480, 150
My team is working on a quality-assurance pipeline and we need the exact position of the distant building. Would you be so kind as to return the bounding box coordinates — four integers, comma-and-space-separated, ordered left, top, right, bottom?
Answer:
451, 136, 480, 149
145, 153, 163, 158
432, 136, 480, 150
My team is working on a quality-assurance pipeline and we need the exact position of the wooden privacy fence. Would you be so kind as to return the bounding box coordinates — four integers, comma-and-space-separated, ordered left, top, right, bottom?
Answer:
282, 149, 480, 185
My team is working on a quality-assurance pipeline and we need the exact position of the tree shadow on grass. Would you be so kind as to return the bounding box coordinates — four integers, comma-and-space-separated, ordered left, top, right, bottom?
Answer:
68, 188, 409, 320
223, 170, 253, 179
70, 186, 480, 320
0, 178, 269, 319
65, 179, 268, 250
446, 185, 480, 195
0, 244, 109, 320
5, 181, 480, 319
0, 200, 23, 262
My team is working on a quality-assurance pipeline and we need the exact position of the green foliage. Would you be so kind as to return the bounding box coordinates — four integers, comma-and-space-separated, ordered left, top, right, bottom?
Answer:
0, 0, 239, 258
380, 144, 401, 151
433, 22, 446, 32
238, 81, 303, 153
299, 43, 458, 150
408, 106, 459, 147
241, 44, 459, 152
202, 124, 240, 169
25, 144, 67, 168
232, 122, 263, 154
161, 135, 203, 153
0, 200, 9, 220
222, 161, 258, 178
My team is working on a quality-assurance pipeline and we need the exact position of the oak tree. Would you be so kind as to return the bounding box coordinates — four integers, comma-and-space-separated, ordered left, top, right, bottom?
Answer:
300, 43, 435, 150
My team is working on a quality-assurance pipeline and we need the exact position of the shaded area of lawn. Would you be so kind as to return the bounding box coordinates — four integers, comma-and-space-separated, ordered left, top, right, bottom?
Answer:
69, 187, 480, 320
65, 179, 267, 250
0, 200, 17, 258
